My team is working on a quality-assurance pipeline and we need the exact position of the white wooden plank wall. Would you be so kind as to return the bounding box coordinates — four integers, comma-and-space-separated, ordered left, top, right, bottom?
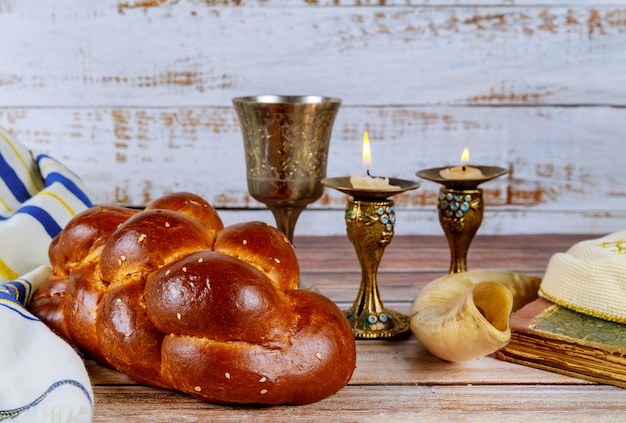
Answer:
1, 1, 625, 236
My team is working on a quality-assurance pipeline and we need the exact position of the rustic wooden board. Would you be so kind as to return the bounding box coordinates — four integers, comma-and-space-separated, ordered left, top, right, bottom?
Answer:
4, 0, 626, 12
1, 3, 624, 235
0, 106, 624, 236
87, 337, 586, 388
1, 106, 624, 207
294, 233, 588, 301
2, 4, 626, 105
293, 234, 589, 272
90, 384, 625, 422
78, 234, 625, 421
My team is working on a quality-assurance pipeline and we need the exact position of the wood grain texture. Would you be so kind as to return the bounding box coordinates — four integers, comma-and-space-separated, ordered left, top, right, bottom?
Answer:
91, 385, 626, 422
2, 4, 626, 106
85, 235, 625, 422
87, 337, 587, 388
1, 2, 625, 235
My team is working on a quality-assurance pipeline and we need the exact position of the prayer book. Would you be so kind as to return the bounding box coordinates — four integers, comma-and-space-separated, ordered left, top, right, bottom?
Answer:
496, 297, 626, 388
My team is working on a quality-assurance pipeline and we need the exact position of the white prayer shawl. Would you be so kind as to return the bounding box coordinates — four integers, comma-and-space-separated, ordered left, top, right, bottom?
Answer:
0, 128, 94, 422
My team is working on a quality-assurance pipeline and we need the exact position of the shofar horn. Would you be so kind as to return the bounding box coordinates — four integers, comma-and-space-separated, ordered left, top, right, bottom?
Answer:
410, 270, 541, 362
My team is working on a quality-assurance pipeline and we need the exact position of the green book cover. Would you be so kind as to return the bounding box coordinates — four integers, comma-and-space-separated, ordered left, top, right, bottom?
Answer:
497, 297, 626, 388
530, 300, 626, 351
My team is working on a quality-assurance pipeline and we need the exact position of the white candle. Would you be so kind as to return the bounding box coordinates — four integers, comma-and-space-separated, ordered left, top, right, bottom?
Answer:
350, 130, 401, 189
350, 173, 400, 190
439, 147, 485, 180
439, 165, 484, 180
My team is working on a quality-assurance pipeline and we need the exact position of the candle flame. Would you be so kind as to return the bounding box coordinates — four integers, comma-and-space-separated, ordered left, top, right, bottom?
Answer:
460, 147, 470, 164
362, 130, 372, 169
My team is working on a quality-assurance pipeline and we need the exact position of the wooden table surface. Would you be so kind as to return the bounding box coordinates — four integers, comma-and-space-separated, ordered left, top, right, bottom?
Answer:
88, 234, 626, 422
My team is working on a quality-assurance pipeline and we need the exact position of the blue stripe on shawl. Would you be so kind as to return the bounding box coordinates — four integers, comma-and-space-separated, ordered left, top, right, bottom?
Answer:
0, 279, 31, 305
35, 154, 92, 208
0, 150, 32, 203
6, 205, 62, 238
35, 154, 82, 181
0, 379, 93, 419
0, 301, 40, 321
44, 172, 92, 208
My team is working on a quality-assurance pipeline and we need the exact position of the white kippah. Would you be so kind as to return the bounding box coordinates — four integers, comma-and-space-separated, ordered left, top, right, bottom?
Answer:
539, 230, 626, 324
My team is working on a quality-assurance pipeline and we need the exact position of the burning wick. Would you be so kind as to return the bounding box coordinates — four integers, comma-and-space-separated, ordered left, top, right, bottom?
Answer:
439, 148, 484, 180
350, 131, 400, 190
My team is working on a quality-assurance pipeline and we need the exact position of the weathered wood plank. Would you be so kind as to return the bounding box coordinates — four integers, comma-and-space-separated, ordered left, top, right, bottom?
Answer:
294, 233, 589, 301
87, 338, 591, 388
217, 208, 625, 236
4, 1, 625, 14
293, 234, 590, 272
1, 5, 626, 106
0, 107, 624, 236
293, 234, 591, 250
85, 234, 595, 385
80, 235, 625, 421
90, 384, 625, 422
2, 3, 625, 237
112, 1, 626, 8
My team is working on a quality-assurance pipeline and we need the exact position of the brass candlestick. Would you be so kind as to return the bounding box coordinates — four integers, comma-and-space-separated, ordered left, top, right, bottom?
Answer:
416, 166, 507, 274
321, 176, 420, 339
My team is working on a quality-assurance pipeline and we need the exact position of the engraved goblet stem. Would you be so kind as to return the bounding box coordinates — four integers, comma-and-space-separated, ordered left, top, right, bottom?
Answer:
269, 205, 304, 244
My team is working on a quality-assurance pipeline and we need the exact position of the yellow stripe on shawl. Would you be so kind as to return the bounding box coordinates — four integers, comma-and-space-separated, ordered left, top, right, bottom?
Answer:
0, 131, 44, 192
40, 191, 78, 217
0, 195, 15, 213
38, 159, 65, 176
0, 258, 19, 281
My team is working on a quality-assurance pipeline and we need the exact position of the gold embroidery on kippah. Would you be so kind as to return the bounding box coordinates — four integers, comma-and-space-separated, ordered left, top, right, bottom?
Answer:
598, 239, 626, 254
540, 287, 626, 324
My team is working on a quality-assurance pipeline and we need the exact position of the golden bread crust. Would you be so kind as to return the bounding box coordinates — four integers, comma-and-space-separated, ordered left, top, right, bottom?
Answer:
29, 192, 356, 405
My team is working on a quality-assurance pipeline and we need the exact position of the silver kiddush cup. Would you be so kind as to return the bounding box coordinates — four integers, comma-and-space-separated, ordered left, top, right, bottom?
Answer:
232, 95, 341, 243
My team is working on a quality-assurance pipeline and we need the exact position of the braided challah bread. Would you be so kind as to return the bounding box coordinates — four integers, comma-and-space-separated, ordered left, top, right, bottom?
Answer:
29, 192, 356, 404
